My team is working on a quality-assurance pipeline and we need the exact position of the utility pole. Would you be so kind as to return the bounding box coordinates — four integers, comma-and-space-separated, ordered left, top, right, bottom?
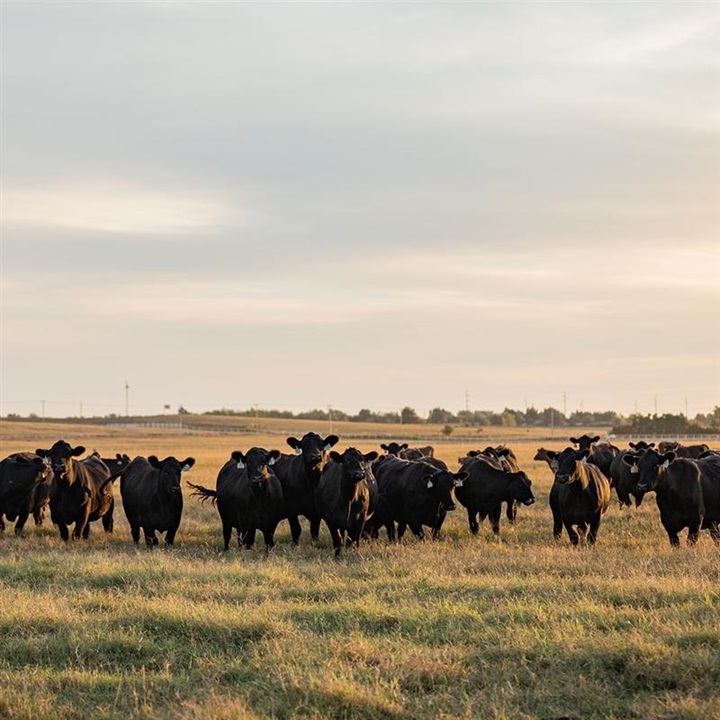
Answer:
654, 395, 658, 417
465, 390, 470, 414
562, 392, 567, 419
685, 398, 688, 419
550, 408, 554, 438
80, 401, 83, 419
41, 400, 46, 422
124, 381, 130, 418
328, 405, 333, 434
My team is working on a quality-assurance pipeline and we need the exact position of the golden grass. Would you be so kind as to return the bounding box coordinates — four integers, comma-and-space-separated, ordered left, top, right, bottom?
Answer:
0, 421, 718, 719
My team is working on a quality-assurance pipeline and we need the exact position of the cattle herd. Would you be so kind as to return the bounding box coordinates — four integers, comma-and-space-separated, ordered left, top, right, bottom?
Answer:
0, 434, 718, 555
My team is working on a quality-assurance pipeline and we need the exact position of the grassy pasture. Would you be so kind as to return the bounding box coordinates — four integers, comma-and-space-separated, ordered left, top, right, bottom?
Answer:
0, 421, 718, 720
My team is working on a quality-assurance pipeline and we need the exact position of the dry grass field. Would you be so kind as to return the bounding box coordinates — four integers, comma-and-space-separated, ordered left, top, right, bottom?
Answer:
1, 421, 718, 720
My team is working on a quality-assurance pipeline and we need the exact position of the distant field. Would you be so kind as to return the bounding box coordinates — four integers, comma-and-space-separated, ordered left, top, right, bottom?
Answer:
1, 422, 718, 720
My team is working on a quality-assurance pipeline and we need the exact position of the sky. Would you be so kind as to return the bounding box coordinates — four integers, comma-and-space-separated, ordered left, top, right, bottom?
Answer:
1, 1, 719, 419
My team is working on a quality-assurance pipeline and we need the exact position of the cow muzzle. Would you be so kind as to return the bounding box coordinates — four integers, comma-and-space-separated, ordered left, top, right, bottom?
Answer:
522, 497, 535, 506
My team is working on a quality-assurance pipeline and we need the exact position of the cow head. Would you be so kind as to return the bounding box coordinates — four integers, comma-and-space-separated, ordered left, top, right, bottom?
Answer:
35, 440, 85, 484
622, 449, 674, 492
628, 441, 655, 451
423, 470, 466, 511
2, 454, 50, 496
148, 455, 195, 494
554, 448, 589, 484
569, 435, 600, 451
329, 448, 378, 483
286, 433, 339, 469
380, 442, 408, 456
509, 471, 535, 505
239, 447, 281, 489
534, 448, 559, 472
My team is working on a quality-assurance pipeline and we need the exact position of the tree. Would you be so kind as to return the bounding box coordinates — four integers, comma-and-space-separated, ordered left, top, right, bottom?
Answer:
442, 424, 454, 436
401, 406, 422, 424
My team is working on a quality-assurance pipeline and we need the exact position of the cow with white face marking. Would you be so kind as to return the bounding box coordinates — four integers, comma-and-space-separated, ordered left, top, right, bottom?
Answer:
120, 455, 195, 547
35, 440, 113, 541
190, 448, 284, 553
272, 433, 338, 544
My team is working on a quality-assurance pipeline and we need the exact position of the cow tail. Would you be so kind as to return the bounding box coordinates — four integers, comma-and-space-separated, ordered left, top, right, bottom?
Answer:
187, 482, 218, 505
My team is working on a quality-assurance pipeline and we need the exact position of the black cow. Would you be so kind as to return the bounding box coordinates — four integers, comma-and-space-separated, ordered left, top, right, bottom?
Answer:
460, 446, 522, 523
569, 435, 619, 477
608, 442, 655, 508
548, 448, 611, 545
0, 453, 52, 534
623, 449, 704, 546
100, 453, 132, 479
454, 458, 534, 537
316, 448, 378, 557
381, 442, 408, 456
373, 455, 467, 541
272, 433, 338, 544
120, 455, 194, 546
697, 453, 720, 544
657, 441, 710, 459
190, 448, 284, 552
35, 441, 113, 541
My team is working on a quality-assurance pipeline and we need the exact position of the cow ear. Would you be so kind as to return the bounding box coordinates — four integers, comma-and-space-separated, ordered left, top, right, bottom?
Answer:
592, 436, 600, 444
329, 451, 342, 464
401, 443, 408, 450
35, 449, 48, 458
424, 475, 434, 489
71, 446, 85, 457
578, 449, 590, 462
148, 456, 162, 469
455, 471, 469, 481
648, 442, 655, 448
267, 450, 281, 466
569, 437, 579, 445
286, 437, 300, 451
468, 450, 480, 457
181, 458, 195, 472
662, 451, 676, 467
546, 450, 558, 460
380, 444, 389, 451
323, 435, 339, 451
629, 442, 636, 449
622, 454, 637, 466
363, 451, 378, 463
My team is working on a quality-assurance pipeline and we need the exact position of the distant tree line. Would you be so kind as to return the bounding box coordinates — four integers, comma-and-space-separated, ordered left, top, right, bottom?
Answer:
201, 405, 720, 433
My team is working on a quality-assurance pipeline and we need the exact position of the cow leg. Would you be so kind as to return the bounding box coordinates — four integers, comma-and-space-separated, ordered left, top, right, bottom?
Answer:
102, 499, 114, 533
552, 512, 563, 541
385, 521, 396, 543
288, 516, 302, 545
0, 517, 5, 532
242, 528, 256, 549
220, 522, 232, 551
489, 507, 502, 537
309, 516, 321, 542
467, 510, 479, 535
14, 511, 30, 536
326, 524, 342, 557
397, 520, 407, 541
58, 523, 69, 542
506, 500, 517, 525
130, 524, 141, 544
33, 507, 45, 526
587, 513, 602, 545
165, 525, 179, 546
564, 522, 579, 546
263, 524, 278, 554
409, 522, 425, 540
144, 529, 158, 547
687, 523, 701, 546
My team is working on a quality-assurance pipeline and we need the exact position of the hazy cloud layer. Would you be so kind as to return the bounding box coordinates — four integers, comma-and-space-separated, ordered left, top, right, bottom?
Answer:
2, 2, 718, 418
